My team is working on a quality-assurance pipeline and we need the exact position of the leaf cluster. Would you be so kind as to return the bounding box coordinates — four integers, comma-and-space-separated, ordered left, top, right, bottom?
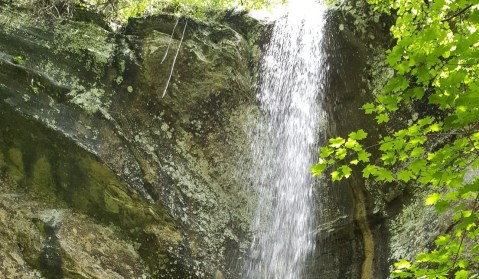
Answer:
312, 0, 479, 277
77, 0, 281, 22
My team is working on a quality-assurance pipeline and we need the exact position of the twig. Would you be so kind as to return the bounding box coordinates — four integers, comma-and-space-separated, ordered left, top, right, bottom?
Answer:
442, 4, 474, 22
78, 0, 95, 9
161, 19, 188, 98
161, 17, 180, 64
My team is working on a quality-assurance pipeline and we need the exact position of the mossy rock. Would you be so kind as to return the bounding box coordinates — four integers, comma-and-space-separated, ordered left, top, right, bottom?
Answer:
0, 3, 263, 278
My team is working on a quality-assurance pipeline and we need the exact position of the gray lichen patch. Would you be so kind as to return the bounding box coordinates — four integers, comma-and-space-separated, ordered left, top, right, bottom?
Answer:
0, 3, 265, 278
387, 191, 439, 262
52, 21, 114, 77
67, 86, 110, 114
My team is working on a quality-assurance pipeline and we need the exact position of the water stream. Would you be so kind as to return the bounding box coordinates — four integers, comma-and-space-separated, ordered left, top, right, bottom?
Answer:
244, 1, 328, 278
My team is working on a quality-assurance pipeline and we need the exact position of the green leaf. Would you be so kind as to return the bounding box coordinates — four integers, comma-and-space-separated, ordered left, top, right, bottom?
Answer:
412, 87, 425, 99
331, 171, 340, 181
410, 147, 424, 157
460, 182, 479, 196
376, 113, 390, 124
329, 137, 345, 148
434, 235, 450, 246
362, 103, 376, 114
379, 139, 394, 151
445, 191, 459, 201
394, 259, 411, 270
472, 131, 479, 141
339, 165, 352, 178
426, 123, 442, 133
471, 10, 479, 23
11, 55, 24, 65
345, 139, 358, 149
320, 146, 334, 158
416, 252, 431, 263
410, 159, 427, 174
397, 170, 414, 182
417, 117, 434, 126
363, 164, 377, 179
457, 259, 469, 269
311, 161, 327, 176
377, 167, 394, 182
455, 270, 469, 279
425, 193, 441, 205
381, 151, 397, 165
349, 129, 368, 140
335, 148, 347, 160
435, 200, 450, 213
358, 150, 371, 162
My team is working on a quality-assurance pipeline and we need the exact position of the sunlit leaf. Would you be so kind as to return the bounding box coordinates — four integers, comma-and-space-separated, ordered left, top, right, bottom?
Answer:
376, 113, 390, 124
329, 137, 345, 148
425, 193, 441, 205
434, 235, 450, 246
455, 270, 469, 279
394, 259, 411, 269
397, 170, 414, 182
349, 129, 368, 140
311, 161, 327, 176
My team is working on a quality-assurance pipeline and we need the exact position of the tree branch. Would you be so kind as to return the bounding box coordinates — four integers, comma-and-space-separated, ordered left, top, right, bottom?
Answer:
441, 4, 474, 22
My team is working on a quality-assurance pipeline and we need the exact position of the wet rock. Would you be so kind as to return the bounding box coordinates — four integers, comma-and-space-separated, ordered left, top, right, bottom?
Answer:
0, 3, 262, 278
0, 176, 147, 278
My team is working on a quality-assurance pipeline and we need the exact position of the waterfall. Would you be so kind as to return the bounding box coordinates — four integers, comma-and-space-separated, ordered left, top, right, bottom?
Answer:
244, 1, 327, 278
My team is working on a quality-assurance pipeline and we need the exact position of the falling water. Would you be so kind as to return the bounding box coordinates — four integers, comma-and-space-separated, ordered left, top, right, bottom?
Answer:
244, 1, 327, 278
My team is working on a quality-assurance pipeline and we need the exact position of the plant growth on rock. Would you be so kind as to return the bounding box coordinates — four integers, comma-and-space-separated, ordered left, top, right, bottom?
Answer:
13, 0, 282, 22
313, 0, 479, 278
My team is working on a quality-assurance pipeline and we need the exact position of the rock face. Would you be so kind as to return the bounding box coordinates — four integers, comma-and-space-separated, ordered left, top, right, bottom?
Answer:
0, 3, 263, 278
310, 2, 458, 279
304, 8, 387, 279
0, 1, 453, 279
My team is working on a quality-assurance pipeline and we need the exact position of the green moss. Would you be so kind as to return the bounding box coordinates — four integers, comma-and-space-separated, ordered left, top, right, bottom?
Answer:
7, 148, 25, 183
0, 6, 264, 276
16, 230, 43, 269
49, 20, 114, 79
8, 148, 23, 169
71, 157, 165, 233
31, 156, 57, 201
0, 104, 178, 238
103, 191, 121, 214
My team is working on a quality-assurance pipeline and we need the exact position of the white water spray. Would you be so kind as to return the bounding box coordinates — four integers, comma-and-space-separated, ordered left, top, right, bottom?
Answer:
244, 1, 327, 278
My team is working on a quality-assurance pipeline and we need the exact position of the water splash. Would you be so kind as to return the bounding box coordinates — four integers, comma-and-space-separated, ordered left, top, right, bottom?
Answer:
244, 1, 327, 278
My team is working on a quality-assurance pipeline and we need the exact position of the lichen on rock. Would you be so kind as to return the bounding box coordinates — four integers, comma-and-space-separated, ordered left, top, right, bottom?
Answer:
0, 3, 264, 278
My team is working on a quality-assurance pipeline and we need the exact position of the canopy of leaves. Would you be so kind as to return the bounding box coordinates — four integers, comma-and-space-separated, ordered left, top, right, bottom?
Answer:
19, 0, 280, 23
78, 0, 280, 22
312, 0, 479, 278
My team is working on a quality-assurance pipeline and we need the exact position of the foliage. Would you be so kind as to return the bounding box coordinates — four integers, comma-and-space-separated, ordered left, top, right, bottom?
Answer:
18, 0, 76, 18
312, 0, 479, 278
77, 0, 280, 22
18, 0, 279, 22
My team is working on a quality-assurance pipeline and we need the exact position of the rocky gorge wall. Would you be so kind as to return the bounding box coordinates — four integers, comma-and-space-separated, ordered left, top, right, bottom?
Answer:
0, 3, 265, 277
305, 5, 389, 278
0, 1, 449, 279
313, 1, 456, 279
